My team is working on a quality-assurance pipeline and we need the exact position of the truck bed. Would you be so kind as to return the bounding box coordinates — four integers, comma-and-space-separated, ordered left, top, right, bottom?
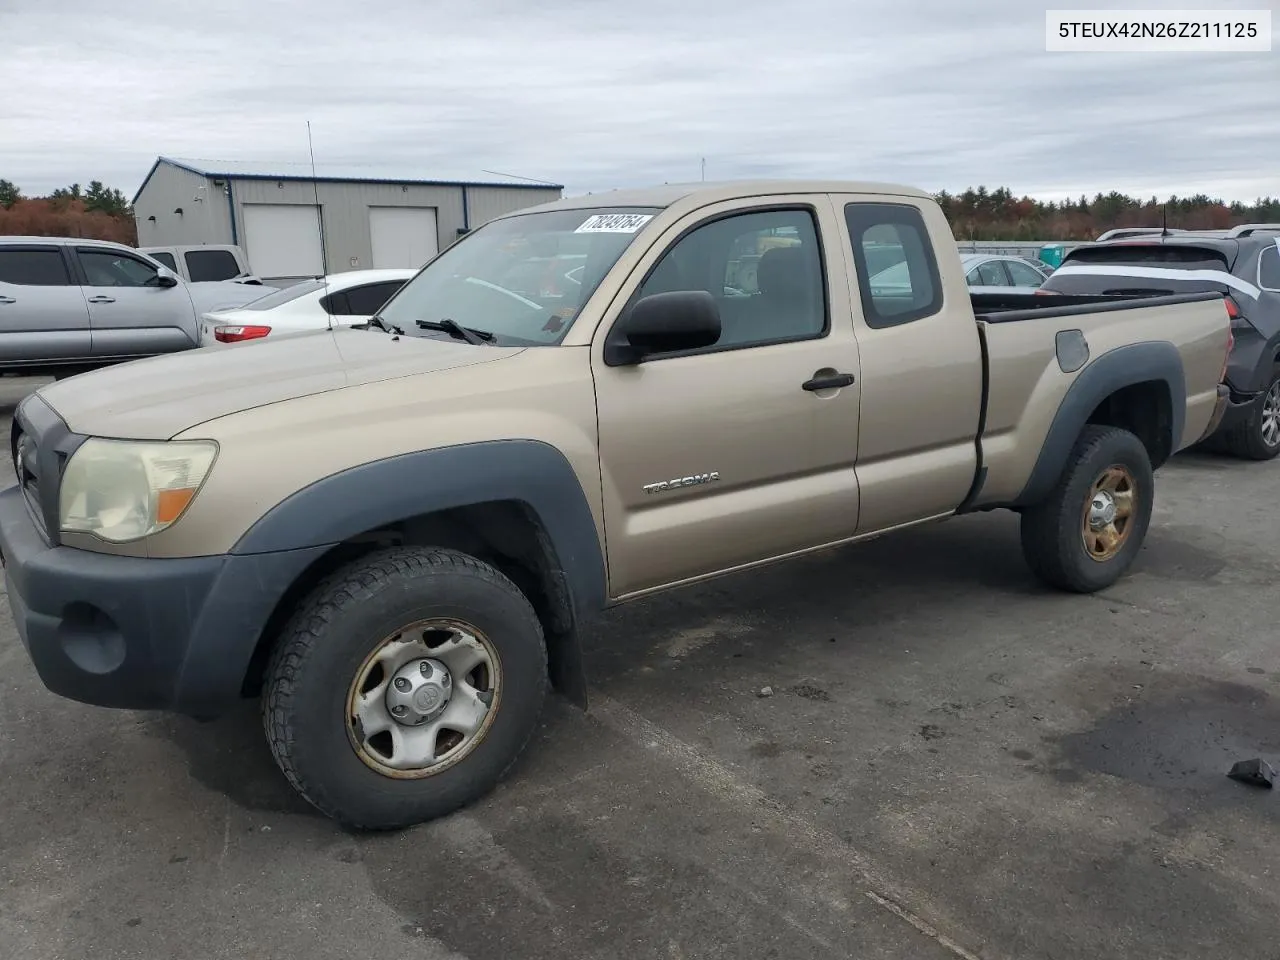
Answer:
970, 289, 1220, 320
968, 290, 1231, 509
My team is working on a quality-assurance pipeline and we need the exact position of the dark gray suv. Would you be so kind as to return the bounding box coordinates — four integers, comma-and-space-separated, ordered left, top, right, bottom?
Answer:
1041, 226, 1280, 459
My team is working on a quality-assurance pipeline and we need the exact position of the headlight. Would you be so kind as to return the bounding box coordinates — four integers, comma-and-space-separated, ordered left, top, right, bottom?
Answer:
59, 439, 218, 543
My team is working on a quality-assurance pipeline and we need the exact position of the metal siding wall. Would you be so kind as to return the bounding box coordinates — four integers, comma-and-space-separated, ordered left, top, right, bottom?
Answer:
232, 180, 464, 275
464, 186, 563, 230
132, 162, 233, 247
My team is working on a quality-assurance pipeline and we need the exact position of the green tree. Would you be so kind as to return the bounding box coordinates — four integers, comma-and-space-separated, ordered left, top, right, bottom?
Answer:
0, 179, 20, 209
84, 180, 130, 216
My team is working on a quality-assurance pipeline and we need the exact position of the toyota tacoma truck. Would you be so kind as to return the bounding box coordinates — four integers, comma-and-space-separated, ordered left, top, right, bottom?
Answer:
0, 181, 1233, 830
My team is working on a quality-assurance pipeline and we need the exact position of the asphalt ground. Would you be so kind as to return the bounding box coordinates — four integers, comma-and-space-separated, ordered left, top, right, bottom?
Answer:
3, 373, 1279, 960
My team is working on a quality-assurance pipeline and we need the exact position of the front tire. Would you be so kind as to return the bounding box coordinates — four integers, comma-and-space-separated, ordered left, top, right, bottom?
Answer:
1020, 425, 1154, 593
262, 546, 547, 830
1221, 373, 1280, 461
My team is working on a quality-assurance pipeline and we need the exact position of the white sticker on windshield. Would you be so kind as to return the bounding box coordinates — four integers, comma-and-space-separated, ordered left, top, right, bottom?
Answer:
574, 213, 654, 234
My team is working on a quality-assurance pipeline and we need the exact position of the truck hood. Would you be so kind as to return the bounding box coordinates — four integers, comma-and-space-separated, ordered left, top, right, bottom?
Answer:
36, 329, 521, 440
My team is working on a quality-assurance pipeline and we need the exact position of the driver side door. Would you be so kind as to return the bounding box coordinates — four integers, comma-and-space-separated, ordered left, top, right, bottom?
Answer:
591, 196, 863, 599
73, 247, 197, 357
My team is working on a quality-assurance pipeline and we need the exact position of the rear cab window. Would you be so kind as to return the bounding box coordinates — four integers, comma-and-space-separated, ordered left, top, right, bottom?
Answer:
0, 247, 72, 286
185, 249, 241, 282
843, 202, 942, 327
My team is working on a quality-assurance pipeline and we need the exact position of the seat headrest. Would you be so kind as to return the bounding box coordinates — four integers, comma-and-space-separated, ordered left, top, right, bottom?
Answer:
757, 245, 810, 299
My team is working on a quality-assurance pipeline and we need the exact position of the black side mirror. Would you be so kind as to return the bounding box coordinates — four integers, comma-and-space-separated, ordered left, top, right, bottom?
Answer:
604, 290, 721, 366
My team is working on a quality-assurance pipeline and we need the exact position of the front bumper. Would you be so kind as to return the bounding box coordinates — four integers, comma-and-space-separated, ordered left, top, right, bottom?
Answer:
0, 484, 327, 716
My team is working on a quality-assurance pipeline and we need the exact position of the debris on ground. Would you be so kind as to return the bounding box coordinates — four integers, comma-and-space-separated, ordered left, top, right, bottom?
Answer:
757, 686, 774, 698
1227, 758, 1275, 788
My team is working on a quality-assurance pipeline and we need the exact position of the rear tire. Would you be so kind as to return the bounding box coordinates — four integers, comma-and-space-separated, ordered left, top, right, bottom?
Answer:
1020, 425, 1154, 593
262, 546, 547, 830
1221, 373, 1280, 461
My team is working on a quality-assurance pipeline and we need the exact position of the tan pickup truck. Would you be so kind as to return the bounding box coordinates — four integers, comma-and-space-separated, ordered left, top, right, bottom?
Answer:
1, 181, 1232, 828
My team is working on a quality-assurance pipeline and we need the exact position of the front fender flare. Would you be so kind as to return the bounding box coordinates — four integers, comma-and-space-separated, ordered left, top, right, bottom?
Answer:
231, 440, 607, 708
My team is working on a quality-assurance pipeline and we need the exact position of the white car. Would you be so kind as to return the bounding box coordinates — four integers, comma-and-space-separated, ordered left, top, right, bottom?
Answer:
868, 253, 1051, 299
199, 269, 416, 346
960, 254, 1052, 293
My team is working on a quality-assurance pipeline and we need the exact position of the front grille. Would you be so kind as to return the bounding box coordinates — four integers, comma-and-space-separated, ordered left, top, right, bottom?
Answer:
11, 395, 84, 545
13, 426, 48, 538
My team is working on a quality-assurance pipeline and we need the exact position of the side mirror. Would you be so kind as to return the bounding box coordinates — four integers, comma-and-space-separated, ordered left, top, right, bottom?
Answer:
604, 290, 721, 366
154, 267, 180, 288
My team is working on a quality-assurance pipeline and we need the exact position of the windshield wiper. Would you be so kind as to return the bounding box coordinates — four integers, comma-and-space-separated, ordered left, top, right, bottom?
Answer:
415, 318, 495, 345
362, 315, 406, 335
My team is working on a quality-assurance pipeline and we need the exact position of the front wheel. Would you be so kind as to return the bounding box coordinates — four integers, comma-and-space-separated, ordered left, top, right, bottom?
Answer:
1020, 425, 1154, 593
262, 546, 547, 830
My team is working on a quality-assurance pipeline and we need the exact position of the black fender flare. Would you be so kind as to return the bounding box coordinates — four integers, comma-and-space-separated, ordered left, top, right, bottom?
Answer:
231, 439, 607, 708
1012, 341, 1185, 507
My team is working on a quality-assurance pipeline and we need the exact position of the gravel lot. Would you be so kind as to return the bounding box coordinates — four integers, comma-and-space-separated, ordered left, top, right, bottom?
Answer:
3, 373, 1280, 960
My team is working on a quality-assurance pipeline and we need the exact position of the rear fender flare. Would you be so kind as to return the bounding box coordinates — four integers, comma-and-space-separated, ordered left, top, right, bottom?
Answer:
1012, 341, 1185, 507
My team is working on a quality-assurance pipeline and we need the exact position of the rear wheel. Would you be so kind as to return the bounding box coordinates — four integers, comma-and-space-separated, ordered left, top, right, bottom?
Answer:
1221, 373, 1280, 461
1020, 425, 1154, 593
262, 546, 547, 830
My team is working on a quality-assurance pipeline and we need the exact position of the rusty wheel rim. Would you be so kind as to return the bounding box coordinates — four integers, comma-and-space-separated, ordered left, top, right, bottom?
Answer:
345, 618, 502, 779
1081, 464, 1136, 562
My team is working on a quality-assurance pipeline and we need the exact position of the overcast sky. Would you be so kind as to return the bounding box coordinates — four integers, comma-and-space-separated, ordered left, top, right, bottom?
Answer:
2, 0, 1276, 203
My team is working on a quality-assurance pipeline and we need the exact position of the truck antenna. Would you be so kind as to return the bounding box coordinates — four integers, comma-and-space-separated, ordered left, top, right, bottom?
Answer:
307, 120, 334, 331
1161, 204, 1169, 238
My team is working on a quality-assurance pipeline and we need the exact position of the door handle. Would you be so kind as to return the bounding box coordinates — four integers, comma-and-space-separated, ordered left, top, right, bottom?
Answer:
87, 296, 116, 304
0, 296, 15, 304
802, 372, 856, 392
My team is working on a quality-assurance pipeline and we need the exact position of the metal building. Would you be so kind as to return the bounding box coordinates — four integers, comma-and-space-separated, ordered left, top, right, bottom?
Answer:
131, 157, 564, 283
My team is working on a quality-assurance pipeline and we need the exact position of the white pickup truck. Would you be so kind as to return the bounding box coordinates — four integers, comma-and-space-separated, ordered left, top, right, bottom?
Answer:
137, 244, 269, 286
0, 236, 276, 378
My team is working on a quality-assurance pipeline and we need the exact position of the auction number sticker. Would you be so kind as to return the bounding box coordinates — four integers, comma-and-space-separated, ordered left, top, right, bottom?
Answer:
575, 213, 654, 234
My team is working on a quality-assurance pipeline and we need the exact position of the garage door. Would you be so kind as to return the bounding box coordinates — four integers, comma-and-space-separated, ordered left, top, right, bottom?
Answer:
369, 207, 438, 269
241, 204, 325, 280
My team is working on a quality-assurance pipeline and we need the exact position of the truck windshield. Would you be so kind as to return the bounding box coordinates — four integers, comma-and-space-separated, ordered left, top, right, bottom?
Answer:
378, 207, 662, 345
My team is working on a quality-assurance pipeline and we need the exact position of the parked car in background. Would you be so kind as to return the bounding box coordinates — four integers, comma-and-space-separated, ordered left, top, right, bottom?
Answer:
871, 252, 1049, 297
138, 244, 268, 286
1040, 225, 1280, 459
199, 269, 415, 346
1095, 227, 1190, 242
0, 237, 272, 377
962, 253, 1051, 292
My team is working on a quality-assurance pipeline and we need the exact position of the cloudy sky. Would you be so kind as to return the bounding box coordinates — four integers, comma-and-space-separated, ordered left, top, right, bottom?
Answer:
2, 0, 1276, 203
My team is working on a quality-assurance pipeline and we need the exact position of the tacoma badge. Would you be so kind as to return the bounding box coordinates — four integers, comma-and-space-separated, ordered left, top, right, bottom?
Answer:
643, 472, 720, 495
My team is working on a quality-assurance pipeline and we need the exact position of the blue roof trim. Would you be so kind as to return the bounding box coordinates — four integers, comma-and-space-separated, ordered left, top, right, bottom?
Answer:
130, 157, 163, 205
133, 157, 563, 201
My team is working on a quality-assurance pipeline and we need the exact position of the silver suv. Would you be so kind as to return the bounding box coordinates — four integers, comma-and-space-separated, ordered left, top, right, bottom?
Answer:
0, 237, 273, 377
